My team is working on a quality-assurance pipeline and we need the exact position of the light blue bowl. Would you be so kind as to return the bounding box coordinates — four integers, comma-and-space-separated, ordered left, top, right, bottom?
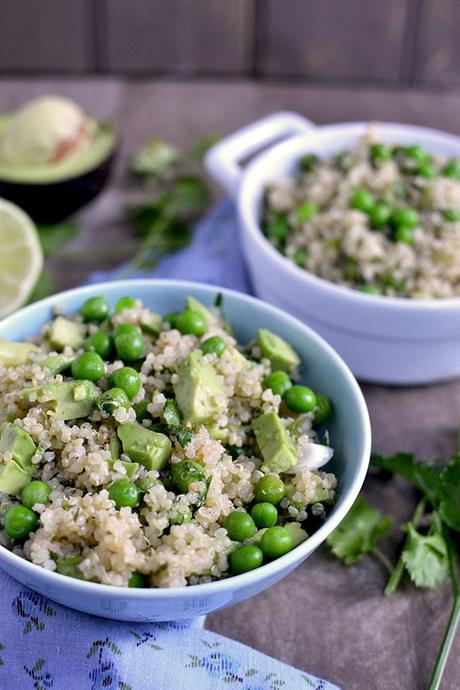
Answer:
0, 279, 371, 621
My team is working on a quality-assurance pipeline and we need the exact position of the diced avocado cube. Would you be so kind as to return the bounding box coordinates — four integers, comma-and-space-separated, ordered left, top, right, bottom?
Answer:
226, 346, 251, 370
55, 555, 84, 579
252, 412, 297, 473
257, 329, 300, 372
206, 424, 229, 442
49, 317, 85, 351
117, 422, 171, 471
109, 435, 122, 461
284, 522, 308, 547
41, 380, 99, 420
141, 312, 162, 335
0, 422, 36, 472
251, 528, 268, 545
40, 354, 74, 375
174, 350, 226, 425
0, 338, 40, 367
121, 461, 139, 478
0, 459, 31, 494
186, 296, 219, 327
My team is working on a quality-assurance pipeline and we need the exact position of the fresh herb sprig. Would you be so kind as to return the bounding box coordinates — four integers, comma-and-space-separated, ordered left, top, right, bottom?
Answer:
327, 451, 460, 690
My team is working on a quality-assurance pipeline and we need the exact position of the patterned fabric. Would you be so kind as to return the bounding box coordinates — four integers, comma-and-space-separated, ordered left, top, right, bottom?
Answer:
0, 572, 340, 690
0, 201, 340, 689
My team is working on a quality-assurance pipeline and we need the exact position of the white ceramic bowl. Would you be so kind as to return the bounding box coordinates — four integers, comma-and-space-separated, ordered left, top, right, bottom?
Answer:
0, 279, 370, 621
206, 112, 460, 385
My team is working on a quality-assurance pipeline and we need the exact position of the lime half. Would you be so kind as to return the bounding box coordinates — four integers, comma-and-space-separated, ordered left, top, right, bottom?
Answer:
0, 197, 43, 318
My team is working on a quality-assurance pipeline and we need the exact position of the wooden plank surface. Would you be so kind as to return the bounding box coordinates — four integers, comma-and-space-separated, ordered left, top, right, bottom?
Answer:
1, 78, 460, 689
100, 0, 254, 74
257, 0, 412, 82
414, 0, 460, 85
0, 0, 93, 72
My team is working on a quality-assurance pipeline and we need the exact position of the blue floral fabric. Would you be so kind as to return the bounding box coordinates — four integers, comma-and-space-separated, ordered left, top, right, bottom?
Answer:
0, 200, 341, 689
0, 572, 340, 690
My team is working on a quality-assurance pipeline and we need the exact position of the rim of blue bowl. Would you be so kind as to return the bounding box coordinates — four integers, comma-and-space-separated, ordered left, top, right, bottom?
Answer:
0, 279, 371, 599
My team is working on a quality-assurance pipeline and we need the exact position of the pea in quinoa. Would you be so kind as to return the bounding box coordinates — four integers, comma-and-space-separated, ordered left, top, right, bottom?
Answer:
0, 294, 336, 588
263, 127, 460, 298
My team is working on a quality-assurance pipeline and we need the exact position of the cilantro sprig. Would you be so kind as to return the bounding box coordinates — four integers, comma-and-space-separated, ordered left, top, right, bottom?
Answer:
327, 450, 460, 690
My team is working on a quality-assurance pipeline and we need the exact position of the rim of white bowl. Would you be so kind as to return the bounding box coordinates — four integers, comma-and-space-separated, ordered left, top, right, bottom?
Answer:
240, 120, 460, 311
0, 279, 371, 599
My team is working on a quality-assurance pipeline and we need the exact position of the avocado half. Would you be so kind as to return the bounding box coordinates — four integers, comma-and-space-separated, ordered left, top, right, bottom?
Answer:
0, 116, 117, 223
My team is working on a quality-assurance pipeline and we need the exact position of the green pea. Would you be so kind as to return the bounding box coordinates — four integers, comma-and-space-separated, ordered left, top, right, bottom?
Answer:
296, 202, 318, 222
133, 399, 151, 422
113, 323, 140, 338
163, 312, 179, 328
21, 481, 51, 509
299, 153, 319, 172
391, 207, 419, 229
250, 502, 278, 528
114, 332, 144, 361
260, 526, 293, 559
292, 248, 307, 267
262, 370, 292, 397
175, 310, 208, 337
284, 385, 317, 413
442, 159, 460, 180
171, 460, 205, 494
265, 216, 290, 242
136, 476, 161, 494
83, 331, 112, 359
128, 571, 145, 588
442, 208, 460, 222
350, 188, 374, 213
230, 544, 263, 574
80, 296, 109, 323
98, 388, 130, 414
415, 162, 437, 179
254, 476, 286, 506
108, 366, 141, 399
369, 202, 391, 228
223, 511, 256, 542
405, 144, 430, 163
201, 335, 226, 356
359, 284, 382, 296
115, 296, 137, 314
313, 393, 333, 425
394, 225, 414, 244
4, 505, 38, 540
108, 479, 141, 509
370, 143, 391, 162
55, 556, 84, 579
71, 352, 105, 381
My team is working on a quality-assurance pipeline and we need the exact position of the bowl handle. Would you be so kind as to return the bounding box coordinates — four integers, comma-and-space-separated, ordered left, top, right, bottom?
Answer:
204, 111, 315, 197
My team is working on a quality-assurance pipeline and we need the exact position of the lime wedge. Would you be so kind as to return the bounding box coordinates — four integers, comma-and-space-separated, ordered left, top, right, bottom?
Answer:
0, 197, 43, 318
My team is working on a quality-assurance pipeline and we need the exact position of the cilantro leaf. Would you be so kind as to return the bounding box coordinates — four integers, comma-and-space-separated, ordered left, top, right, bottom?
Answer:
327, 496, 392, 565
372, 452, 460, 533
401, 523, 448, 589
163, 400, 181, 427
131, 139, 180, 178
38, 220, 80, 257
160, 176, 210, 218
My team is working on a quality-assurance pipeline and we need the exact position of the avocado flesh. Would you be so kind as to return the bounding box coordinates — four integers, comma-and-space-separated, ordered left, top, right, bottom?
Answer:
0, 117, 116, 184
284, 522, 308, 546
252, 412, 298, 473
174, 350, 226, 425
0, 422, 37, 494
0, 338, 40, 367
117, 423, 171, 471
49, 317, 85, 351
257, 329, 300, 373
41, 380, 99, 420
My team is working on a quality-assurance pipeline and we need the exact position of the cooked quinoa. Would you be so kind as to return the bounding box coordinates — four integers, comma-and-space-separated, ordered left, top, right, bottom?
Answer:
263, 127, 460, 298
0, 293, 336, 588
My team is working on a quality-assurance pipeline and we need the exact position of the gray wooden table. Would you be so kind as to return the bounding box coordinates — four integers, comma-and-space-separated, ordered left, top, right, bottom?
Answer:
2, 78, 460, 690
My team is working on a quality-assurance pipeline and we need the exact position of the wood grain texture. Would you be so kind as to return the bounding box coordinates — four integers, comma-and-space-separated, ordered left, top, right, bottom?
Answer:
100, 0, 254, 74
257, 0, 411, 82
414, 0, 460, 85
0, 0, 93, 72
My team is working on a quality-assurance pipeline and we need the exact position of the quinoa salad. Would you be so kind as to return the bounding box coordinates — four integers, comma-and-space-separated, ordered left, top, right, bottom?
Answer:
0, 293, 336, 588
263, 128, 460, 298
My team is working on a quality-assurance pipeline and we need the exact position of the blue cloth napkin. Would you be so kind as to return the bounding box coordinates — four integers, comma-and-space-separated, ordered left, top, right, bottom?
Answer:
1, 572, 338, 690
1, 199, 341, 690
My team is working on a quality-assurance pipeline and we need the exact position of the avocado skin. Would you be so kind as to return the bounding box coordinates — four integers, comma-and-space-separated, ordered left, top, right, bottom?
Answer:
0, 149, 116, 223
